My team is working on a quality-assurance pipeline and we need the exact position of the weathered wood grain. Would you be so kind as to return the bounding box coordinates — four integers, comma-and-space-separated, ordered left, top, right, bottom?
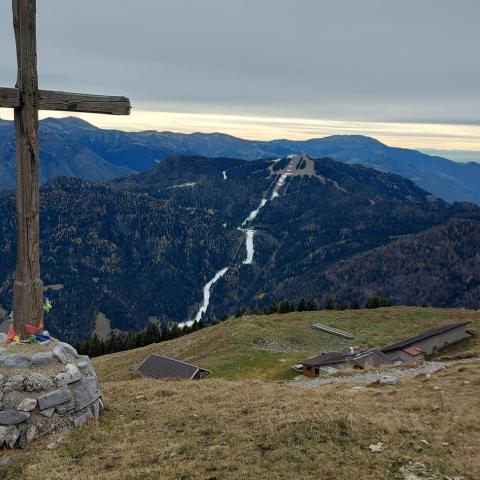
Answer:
1, 87, 131, 115
0, 87, 19, 108
12, 0, 44, 337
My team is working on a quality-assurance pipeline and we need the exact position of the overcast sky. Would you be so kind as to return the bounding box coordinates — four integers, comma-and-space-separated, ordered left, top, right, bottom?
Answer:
0, 0, 479, 156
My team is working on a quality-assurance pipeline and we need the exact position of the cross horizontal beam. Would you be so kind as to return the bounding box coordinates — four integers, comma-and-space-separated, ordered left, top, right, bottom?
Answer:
0, 87, 130, 115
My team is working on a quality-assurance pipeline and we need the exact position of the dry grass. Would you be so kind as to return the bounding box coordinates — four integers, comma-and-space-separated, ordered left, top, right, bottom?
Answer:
4, 360, 480, 480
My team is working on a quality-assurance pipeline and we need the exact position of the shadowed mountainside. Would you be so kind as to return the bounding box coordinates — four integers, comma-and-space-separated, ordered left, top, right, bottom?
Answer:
0, 154, 479, 340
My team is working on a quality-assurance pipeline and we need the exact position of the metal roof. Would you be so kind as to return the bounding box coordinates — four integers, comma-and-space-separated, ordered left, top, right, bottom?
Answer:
353, 349, 392, 369
302, 352, 351, 366
381, 321, 471, 353
136, 354, 211, 380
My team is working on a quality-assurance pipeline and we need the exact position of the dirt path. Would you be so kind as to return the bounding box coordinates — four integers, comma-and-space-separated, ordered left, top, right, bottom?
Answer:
286, 357, 480, 389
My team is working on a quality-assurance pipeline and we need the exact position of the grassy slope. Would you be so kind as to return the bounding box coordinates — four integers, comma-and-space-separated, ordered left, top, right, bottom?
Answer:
3, 307, 480, 480
6, 360, 480, 479
94, 307, 480, 381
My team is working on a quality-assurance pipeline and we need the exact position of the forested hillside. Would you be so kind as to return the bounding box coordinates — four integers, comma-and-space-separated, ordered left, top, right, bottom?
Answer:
0, 154, 479, 341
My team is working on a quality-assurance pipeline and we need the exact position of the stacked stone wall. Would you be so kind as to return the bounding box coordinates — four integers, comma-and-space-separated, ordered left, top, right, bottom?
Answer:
0, 340, 102, 448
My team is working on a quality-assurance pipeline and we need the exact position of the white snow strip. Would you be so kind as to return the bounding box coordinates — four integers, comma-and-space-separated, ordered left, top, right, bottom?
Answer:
169, 182, 196, 189
222, 170, 227, 180
179, 267, 229, 328
242, 198, 267, 226
271, 174, 287, 199
242, 229, 256, 264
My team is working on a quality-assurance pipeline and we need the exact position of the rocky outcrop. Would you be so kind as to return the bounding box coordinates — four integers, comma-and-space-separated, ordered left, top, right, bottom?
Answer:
0, 340, 103, 449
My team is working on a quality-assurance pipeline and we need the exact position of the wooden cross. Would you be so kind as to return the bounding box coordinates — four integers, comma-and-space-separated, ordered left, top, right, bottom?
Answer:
0, 0, 130, 339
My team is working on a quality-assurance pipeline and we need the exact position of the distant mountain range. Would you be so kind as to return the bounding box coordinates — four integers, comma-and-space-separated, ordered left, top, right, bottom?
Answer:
0, 154, 479, 341
1, 117, 479, 204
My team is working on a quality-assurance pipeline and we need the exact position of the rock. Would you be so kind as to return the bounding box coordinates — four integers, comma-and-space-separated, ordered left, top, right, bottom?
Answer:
0, 333, 7, 343
52, 344, 68, 365
59, 342, 79, 358
39, 407, 55, 418
55, 399, 75, 415
38, 387, 72, 410
98, 397, 105, 414
72, 376, 101, 411
0, 409, 30, 426
432, 385, 441, 391
2, 374, 25, 392
0, 426, 7, 447
4, 426, 19, 448
380, 376, 398, 385
368, 442, 385, 452
0, 355, 29, 368
47, 435, 65, 449
0, 455, 12, 467
31, 352, 54, 366
77, 361, 91, 374
78, 355, 92, 366
26, 424, 37, 444
23, 373, 55, 392
74, 409, 93, 428
16, 398, 37, 412
56, 364, 82, 386
91, 399, 101, 419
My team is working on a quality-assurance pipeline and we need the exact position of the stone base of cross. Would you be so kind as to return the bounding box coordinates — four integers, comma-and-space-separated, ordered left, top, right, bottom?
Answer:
0, 0, 130, 339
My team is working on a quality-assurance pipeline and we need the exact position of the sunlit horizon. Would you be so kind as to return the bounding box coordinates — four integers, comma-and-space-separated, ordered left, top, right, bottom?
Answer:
1, 107, 479, 162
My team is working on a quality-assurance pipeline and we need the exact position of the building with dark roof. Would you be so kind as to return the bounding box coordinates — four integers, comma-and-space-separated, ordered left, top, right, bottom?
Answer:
136, 354, 211, 380
381, 321, 473, 362
301, 349, 392, 377
301, 352, 350, 377
299, 321, 473, 378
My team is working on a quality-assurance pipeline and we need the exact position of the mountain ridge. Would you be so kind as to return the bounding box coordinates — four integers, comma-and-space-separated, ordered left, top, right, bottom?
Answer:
1, 117, 480, 203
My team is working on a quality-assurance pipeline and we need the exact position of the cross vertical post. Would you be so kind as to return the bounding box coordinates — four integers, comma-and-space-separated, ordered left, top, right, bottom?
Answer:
0, 0, 130, 340
12, 0, 44, 339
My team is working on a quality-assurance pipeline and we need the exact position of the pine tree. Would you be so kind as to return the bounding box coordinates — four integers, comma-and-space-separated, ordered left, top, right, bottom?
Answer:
89, 333, 102, 357
279, 300, 291, 314
365, 296, 392, 309
306, 298, 318, 311
266, 302, 278, 314
297, 298, 307, 312
350, 300, 360, 310
324, 297, 335, 310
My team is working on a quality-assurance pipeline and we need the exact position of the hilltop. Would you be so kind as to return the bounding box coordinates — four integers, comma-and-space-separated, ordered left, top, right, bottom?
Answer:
3, 307, 480, 480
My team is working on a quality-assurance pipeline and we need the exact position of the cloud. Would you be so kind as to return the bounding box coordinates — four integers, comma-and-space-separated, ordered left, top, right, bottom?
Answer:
0, 0, 478, 146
